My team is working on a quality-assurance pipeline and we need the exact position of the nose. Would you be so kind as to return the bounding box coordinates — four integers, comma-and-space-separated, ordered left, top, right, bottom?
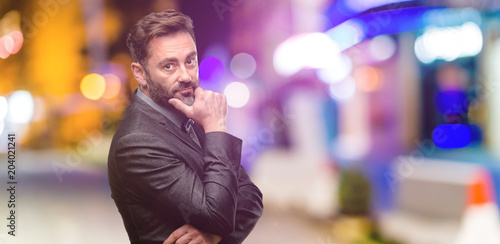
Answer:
178, 65, 191, 83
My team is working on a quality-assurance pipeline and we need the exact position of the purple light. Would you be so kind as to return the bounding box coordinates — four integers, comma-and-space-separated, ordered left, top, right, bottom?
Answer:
199, 57, 224, 83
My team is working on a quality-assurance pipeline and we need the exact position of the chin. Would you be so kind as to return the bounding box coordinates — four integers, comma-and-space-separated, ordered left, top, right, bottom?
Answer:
179, 96, 195, 106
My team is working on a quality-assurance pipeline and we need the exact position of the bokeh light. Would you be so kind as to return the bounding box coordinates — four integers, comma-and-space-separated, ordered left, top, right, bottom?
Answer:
0, 36, 12, 59
0, 96, 7, 121
273, 32, 341, 77
204, 43, 230, 66
414, 36, 434, 64
329, 76, 356, 101
7, 90, 34, 124
368, 35, 397, 61
345, 0, 411, 13
273, 35, 305, 76
353, 66, 384, 92
415, 22, 483, 63
102, 73, 122, 99
2, 35, 14, 53
301, 32, 340, 69
230, 53, 257, 79
326, 19, 365, 51
423, 7, 481, 27
435, 91, 468, 116
80, 73, 106, 100
224, 82, 250, 108
199, 57, 224, 83
8, 31, 23, 54
433, 124, 472, 148
0, 30, 23, 59
316, 54, 352, 84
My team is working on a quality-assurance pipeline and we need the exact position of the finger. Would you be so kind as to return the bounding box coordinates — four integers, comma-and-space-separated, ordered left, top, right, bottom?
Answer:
169, 98, 193, 117
174, 233, 194, 244
172, 225, 197, 244
194, 86, 204, 97
163, 225, 189, 244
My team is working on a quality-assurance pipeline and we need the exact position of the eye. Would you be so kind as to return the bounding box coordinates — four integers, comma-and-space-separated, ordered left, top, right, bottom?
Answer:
165, 64, 173, 70
186, 58, 196, 65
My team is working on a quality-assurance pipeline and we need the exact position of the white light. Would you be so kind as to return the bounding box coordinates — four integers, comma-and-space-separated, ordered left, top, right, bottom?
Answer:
230, 53, 257, 79
369, 35, 397, 61
0, 121, 4, 135
0, 96, 7, 120
316, 54, 352, 84
273, 35, 305, 76
329, 76, 356, 101
273, 32, 341, 77
224, 82, 250, 108
300, 32, 340, 69
414, 36, 434, 63
7, 90, 34, 124
415, 22, 483, 63
461, 22, 483, 56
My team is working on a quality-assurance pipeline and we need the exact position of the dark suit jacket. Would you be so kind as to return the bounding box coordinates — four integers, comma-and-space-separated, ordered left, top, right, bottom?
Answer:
108, 91, 263, 244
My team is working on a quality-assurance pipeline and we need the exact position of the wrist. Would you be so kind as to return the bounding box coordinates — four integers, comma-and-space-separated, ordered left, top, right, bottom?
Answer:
203, 120, 227, 133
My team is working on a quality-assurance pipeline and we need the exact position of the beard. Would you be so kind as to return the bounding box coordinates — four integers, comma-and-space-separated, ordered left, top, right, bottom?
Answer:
145, 71, 197, 107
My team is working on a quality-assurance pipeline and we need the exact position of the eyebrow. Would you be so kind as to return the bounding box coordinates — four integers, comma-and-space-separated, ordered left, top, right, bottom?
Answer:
157, 51, 197, 68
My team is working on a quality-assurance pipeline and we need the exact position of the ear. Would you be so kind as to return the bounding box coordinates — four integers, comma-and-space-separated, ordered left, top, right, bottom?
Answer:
131, 62, 148, 88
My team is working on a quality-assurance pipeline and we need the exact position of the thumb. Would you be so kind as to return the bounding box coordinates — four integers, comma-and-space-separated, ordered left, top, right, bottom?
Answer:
168, 98, 192, 117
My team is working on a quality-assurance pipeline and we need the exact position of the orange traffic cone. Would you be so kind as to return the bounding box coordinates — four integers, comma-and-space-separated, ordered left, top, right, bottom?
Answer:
455, 169, 500, 244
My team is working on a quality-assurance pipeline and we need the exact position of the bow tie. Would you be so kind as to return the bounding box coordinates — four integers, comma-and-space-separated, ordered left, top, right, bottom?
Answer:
182, 118, 195, 133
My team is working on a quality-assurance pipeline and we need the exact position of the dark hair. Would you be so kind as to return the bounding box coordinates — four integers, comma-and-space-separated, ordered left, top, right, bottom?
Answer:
126, 9, 195, 67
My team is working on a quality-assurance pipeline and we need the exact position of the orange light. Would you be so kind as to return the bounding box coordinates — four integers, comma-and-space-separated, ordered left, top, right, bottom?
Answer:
467, 170, 494, 206
353, 66, 384, 92
80, 73, 106, 100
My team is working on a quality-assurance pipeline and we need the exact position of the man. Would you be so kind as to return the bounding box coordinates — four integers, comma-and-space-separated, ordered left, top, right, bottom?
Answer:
108, 9, 263, 244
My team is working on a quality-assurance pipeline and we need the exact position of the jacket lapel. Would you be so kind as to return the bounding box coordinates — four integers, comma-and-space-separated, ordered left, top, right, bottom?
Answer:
192, 124, 205, 148
164, 121, 204, 155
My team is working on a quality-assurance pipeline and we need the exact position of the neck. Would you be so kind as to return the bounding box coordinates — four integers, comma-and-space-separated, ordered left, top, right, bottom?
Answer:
140, 86, 151, 98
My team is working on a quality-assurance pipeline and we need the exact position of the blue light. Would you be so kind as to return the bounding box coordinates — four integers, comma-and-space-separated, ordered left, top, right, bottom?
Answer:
468, 124, 482, 145
345, 0, 413, 14
324, 6, 442, 52
435, 90, 468, 116
324, 0, 415, 28
422, 7, 481, 28
433, 124, 471, 149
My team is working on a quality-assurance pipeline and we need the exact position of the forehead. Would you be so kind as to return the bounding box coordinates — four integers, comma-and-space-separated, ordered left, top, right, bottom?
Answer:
147, 32, 197, 63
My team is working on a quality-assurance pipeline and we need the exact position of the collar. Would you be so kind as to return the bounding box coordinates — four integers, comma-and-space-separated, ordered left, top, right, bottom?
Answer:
135, 87, 186, 130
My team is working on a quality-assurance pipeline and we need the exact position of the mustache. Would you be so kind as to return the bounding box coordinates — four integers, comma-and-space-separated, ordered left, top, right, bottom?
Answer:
174, 81, 198, 92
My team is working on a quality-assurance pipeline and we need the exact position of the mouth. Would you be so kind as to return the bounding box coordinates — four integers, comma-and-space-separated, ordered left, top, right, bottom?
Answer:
177, 87, 193, 95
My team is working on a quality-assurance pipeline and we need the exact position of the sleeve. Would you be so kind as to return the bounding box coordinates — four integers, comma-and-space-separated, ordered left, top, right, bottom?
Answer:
220, 165, 264, 244
115, 131, 242, 236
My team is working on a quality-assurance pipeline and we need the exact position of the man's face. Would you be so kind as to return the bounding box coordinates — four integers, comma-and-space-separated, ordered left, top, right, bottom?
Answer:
144, 32, 199, 106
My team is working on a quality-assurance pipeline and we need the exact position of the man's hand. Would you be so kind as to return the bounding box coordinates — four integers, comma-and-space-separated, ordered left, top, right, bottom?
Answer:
169, 87, 227, 133
163, 224, 222, 244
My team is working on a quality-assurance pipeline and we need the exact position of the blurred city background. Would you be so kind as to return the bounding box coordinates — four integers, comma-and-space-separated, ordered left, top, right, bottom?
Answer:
1, 0, 500, 243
